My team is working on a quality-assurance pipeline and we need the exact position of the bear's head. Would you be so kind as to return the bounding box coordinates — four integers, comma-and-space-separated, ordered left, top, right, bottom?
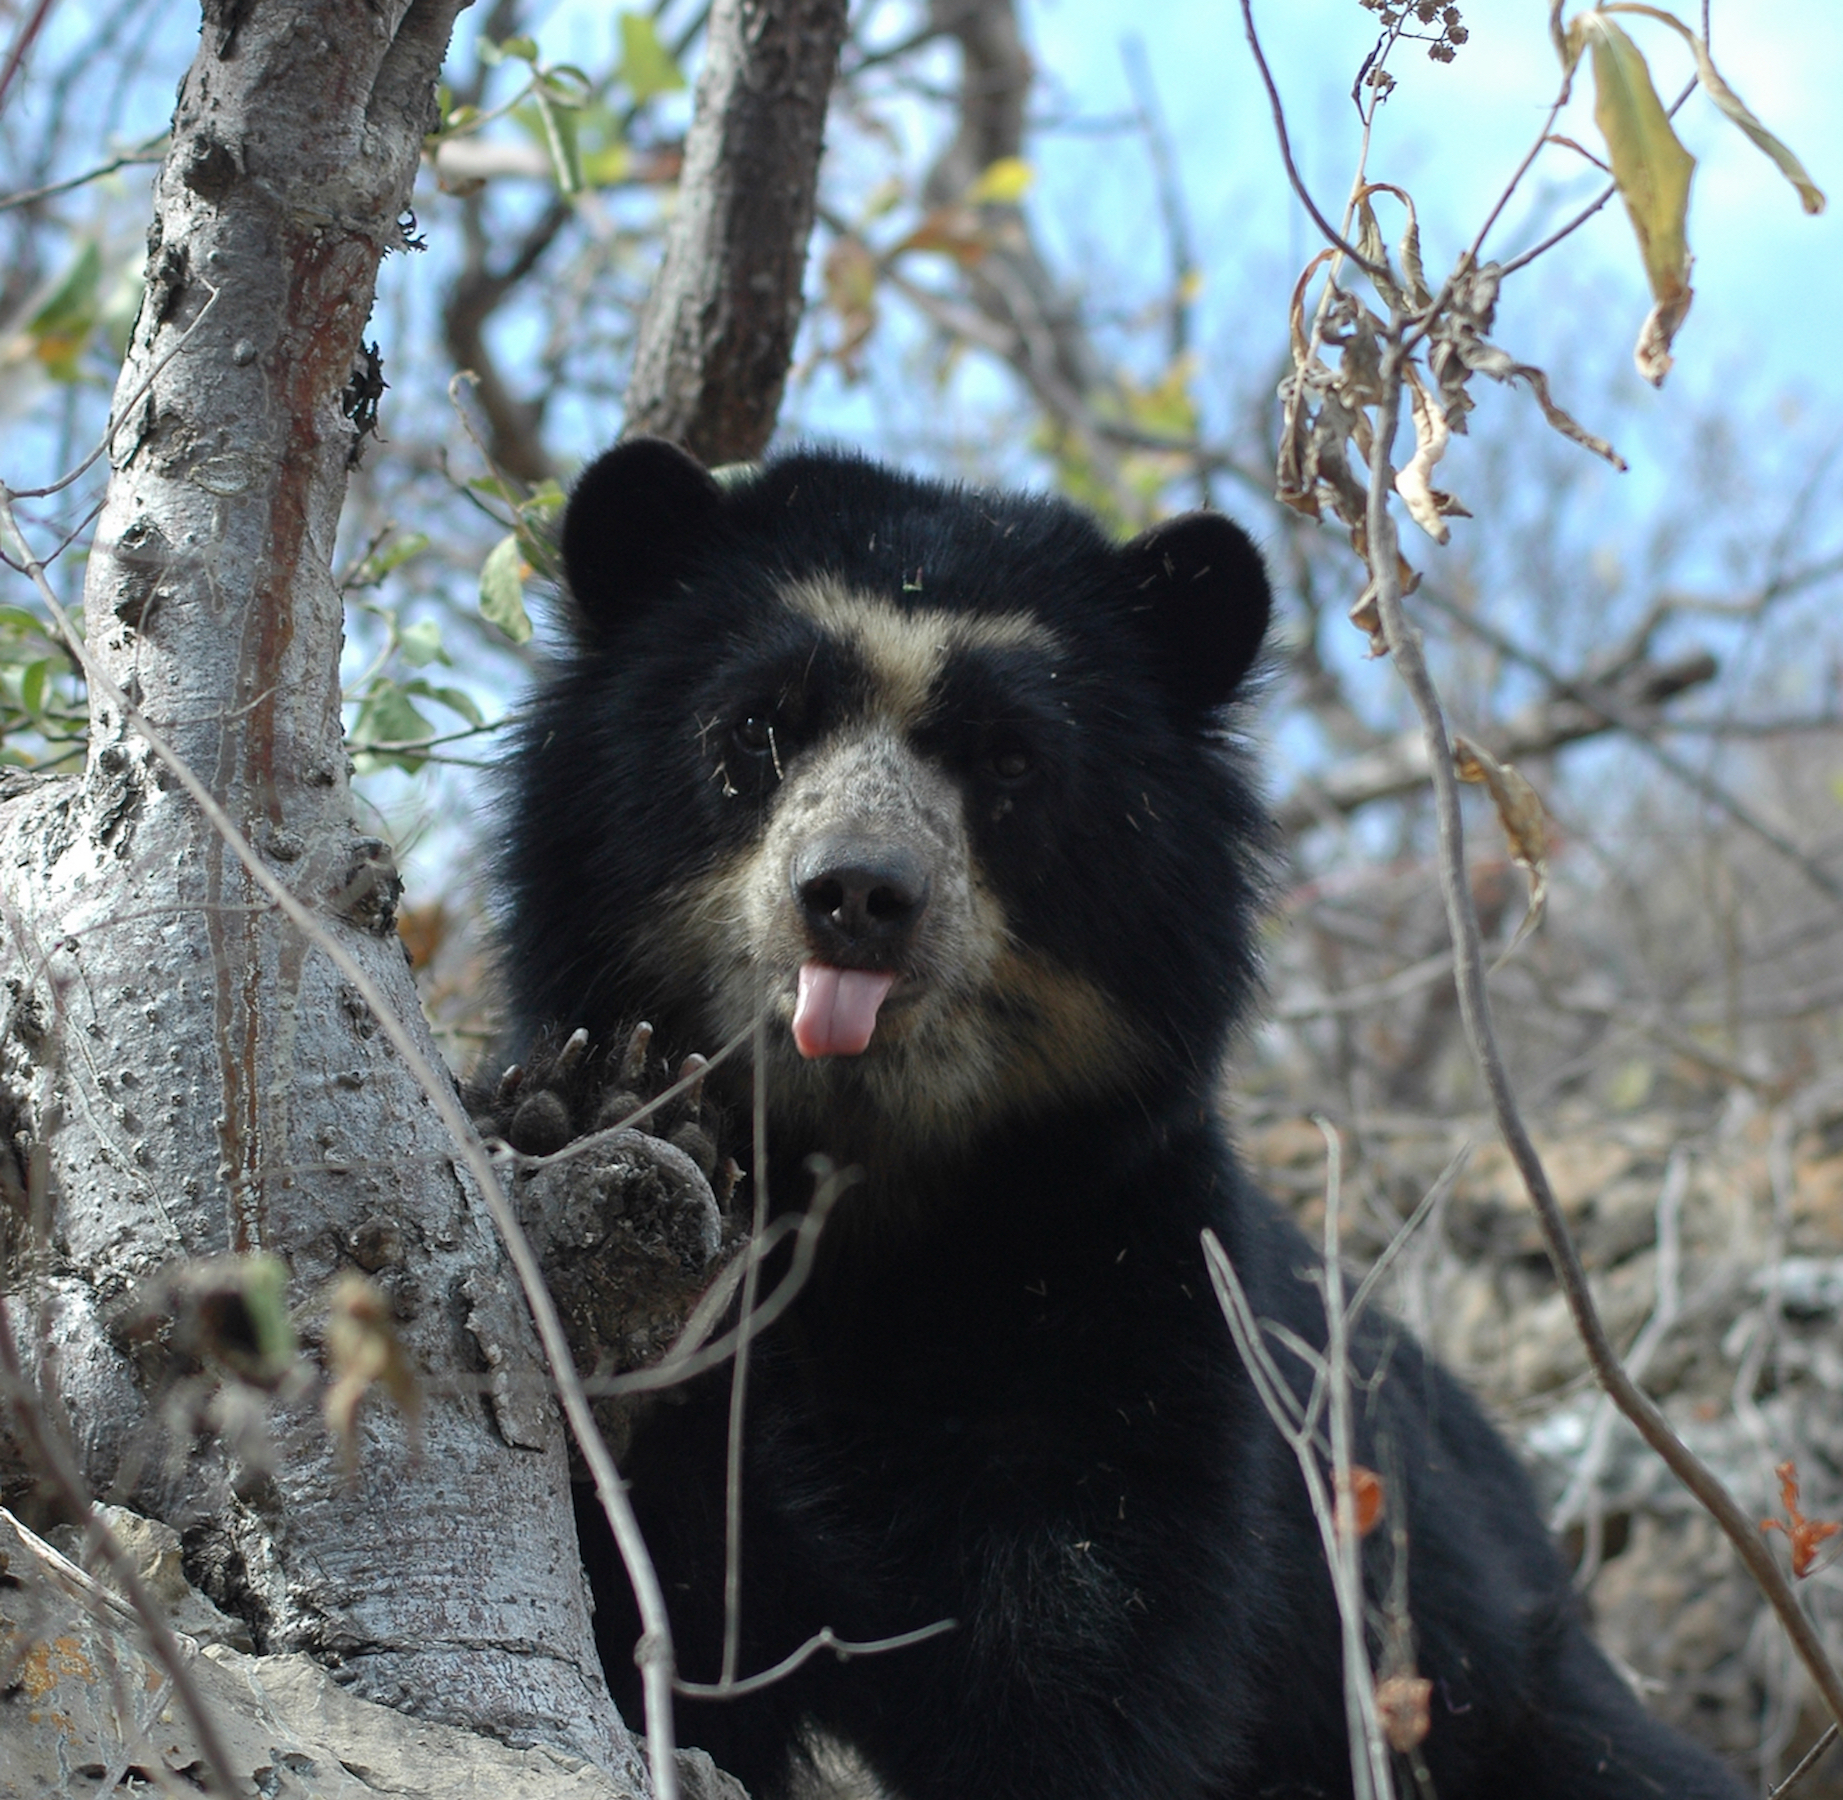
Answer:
502, 437, 1273, 1165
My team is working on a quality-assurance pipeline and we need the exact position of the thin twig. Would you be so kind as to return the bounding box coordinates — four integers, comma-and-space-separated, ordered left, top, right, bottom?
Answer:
675, 1618, 958, 1700
720, 1007, 772, 1688
1770, 1722, 1840, 1800
1462, 70, 1576, 268
1499, 73, 1699, 278
1204, 1222, 1392, 1800
1238, 0, 1385, 275
589, 1163, 852, 1397
1274, 950, 1453, 1022
0, 137, 165, 213
1552, 1150, 1689, 1583
0, 495, 686, 1800
1320, 1122, 1398, 1799
0, 0, 56, 115
1121, 35, 1195, 365
11, 280, 224, 504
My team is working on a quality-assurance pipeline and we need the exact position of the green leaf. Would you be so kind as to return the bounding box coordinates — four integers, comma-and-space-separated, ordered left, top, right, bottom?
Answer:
237, 1254, 300, 1383
468, 473, 523, 510
619, 12, 686, 103
537, 64, 593, 109
582, 140, 631, 188
375, 531, 431, 579
29, 241, 102, 337
1597, 5, 1824, 213
19, 659, 49, 718
496, 34, 539, 64
479, 534, 534, 644
396, 618, 447, 668
351, 681, 436, 772
423, 684, 486, 728
99, 260, 144, 360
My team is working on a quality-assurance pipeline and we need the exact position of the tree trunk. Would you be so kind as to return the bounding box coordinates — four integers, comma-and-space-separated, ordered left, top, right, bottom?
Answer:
2, 0, 853, 1784
624, 0, 849, 464
0, 0, 628, 1769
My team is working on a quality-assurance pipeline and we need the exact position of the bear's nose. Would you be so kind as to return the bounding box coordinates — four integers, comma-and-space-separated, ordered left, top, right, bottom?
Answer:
792, 838, 930, 957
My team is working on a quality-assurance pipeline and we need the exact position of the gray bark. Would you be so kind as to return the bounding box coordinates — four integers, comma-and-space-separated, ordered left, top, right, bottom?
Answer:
624, 0, 850, 464
0, 1507, 749, 1800
0, 0, 628, 1769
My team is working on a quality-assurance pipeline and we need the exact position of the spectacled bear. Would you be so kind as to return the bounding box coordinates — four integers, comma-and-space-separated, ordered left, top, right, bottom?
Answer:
493, 437, 1745, 1800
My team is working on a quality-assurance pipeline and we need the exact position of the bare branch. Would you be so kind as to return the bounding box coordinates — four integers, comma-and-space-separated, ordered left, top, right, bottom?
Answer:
1769, 1723, 1840, 1800
1362, 326, 1843, 1740
0, 136, 165, 213
675, 1618, 958, 1702
1237, 0, 1386, 276
625, 0, 850, 462
1273, 646, 1719, 835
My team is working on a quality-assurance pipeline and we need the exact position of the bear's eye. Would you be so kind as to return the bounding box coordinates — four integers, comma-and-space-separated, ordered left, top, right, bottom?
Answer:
986, 743, 1034, 783
732, 714, 774, 757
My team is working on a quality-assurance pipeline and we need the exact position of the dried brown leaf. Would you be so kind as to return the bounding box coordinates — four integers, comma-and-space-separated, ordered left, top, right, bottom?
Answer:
1424, 263, 1627, 469
1355, 182, 1433, 312
1287, 248, 1339, 368
1349, 551, 1420, 658
1761, 1458, 1843, 1579
890, 204, 990, 267
1337, 1464, 1386, 1537
1394, 364, 1471, 545
1454, 733, 1552, 956
324, 1270, 422, 1476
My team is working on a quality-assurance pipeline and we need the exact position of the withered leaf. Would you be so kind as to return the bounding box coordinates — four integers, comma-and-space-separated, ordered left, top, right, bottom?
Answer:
1394, 363, 1472, 545
1571, 13, 1696, 383
1604, 3, 1825, 215
1454, 733, 1552, 958
324, 1270, 422, 1475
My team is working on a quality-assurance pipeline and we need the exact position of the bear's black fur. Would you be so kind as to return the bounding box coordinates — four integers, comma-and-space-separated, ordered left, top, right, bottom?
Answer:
496, 438, 1745, 1800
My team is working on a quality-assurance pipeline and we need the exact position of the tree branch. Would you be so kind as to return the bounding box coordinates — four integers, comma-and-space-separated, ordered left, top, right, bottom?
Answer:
1274, 646, 1719, 834
624, 0, 850, 462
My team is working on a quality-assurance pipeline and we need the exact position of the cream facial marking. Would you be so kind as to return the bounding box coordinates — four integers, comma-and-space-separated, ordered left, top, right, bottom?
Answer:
780, 575, 1059, 726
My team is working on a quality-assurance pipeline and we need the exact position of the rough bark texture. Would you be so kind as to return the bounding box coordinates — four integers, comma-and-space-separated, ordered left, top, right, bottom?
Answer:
0, 1507, 749, 1800
0, 0, 627, 1768
623, 0, 849, 464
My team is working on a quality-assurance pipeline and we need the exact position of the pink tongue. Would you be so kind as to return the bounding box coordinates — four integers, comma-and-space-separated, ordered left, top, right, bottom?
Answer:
793, 963, 897, 1059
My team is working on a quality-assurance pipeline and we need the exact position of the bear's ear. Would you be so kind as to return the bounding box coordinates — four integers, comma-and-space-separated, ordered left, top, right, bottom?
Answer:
560, 437, 726, 630
1119, 511, 1271, 714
